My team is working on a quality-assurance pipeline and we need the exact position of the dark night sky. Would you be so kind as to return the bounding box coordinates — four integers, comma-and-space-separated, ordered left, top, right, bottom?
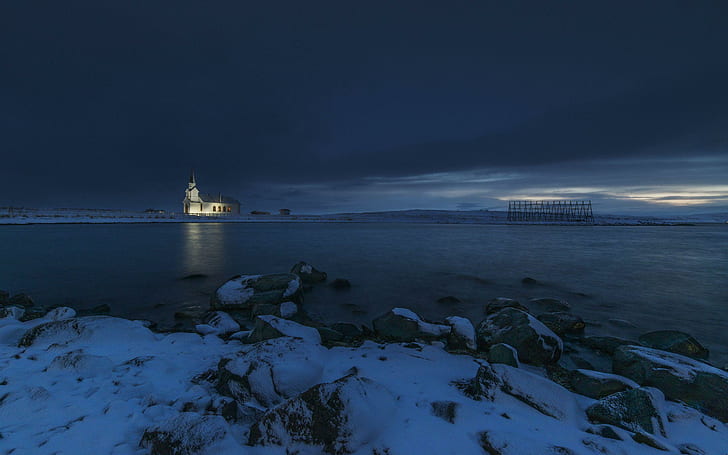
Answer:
2, 1, 727, 214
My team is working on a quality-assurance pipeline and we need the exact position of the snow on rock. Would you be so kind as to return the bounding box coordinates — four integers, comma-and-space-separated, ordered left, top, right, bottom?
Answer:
373, 307, 450, 342
43, 306, 77, 321
0, 305, 25, 320
279, 301, 298, 318
248, 315, 321, 344
18, 315, 156, 349
570, 369, 638, 399
445, 316, 476, 350
586, 387, 668, 436
217, 337, 326, 410
139, 413, 233, 455
476, 308, 563, 365
196, 311, 240, 336
614, 344, 728, 422
290, 261, 327, 284
210, 273, 303, 311
249, 374, 396, 454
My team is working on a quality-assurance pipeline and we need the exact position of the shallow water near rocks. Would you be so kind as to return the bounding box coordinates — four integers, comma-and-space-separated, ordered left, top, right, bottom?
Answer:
1, 222, 727, 364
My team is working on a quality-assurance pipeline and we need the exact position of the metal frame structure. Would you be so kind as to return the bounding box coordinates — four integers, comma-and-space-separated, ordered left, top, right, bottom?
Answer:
507, 200, 594, 224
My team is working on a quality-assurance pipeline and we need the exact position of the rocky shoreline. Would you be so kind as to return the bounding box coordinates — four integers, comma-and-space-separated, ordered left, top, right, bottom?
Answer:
1, 262, 727, 454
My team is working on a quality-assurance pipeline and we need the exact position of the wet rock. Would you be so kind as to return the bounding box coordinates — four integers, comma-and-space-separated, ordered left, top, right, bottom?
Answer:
217, 337, 326, 410
529, 297, 571, 313
372, 308, 450, 342
569, 369, 637, 399
431, 400, 458, 423
211, 274, 303, 311
251, 303, 280, 317
613, 345, 728, 422
607, 318, 636, 328
521, 277, 543, 287
638, 330, 709, 360
586, 387, 667, 436
437, 296, 461, 304
329, 278, 351, 289
290, 261, 327, 284
330, 323, 363, 340
249, 374, 395, 454
317, 326, 344, 343
139, 413, 228, 455
76, 304, 111, 317
581, 336, 639, 355
476, 308, 562, 365
247, 315, 321, 344
485, 298, 528, 315
444, 316, 476, 350
180, 273, 208, 280
9, 293, 34, 307
536, 312, 585, 337
488, 343, 519, 368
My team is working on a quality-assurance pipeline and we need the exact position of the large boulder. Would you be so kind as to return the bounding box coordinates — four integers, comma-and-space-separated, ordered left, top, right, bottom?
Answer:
488, 343, 519, 368
217, 337, 326, 412
569, 369, 638, 399
247, 315, 321, 344
139, 413, 229, 455
372, 308, 450, 342
536, 312, 585, 337
249, 374, 396, 454
444, 316, 476, 350
485, 298, 528, 315
476, 308, 563, 365
638, 330, 709, 360
613, 345, 728, 422
586, 387, 667, 436
211, 274, 303, 311
290, 261, 327, 284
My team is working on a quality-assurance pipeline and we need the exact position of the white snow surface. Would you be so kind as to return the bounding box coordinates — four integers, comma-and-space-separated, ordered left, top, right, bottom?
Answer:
282, 279, 300, 298
215, 275, 259, 305
1, 315, 727, 454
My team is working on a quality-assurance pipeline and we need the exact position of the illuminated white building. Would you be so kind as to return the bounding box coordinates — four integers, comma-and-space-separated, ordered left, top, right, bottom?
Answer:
183, 172, 241, 216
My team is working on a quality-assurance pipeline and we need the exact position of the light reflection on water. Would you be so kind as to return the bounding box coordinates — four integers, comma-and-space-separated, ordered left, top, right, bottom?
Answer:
1, 223, 727, 364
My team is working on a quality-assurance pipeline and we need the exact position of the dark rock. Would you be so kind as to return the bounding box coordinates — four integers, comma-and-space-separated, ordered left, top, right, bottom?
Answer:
485, 298, 529, 315
330, 323, 363, 339
290, 261, 327, 284
0, 289, 9, 305
570, 369, 636, 399
249, 374, 394, 454
329, 278, 351, 289
488, 343, 519, 368
372, 308, 449, 342
19, 305, 48, 321
251, 303, 280, 317
18, 319, 82, 347
536, 312, 585, 337
613, 345, 728, 422
678, 443, 706, 455
444, 316, 476, 351
581, 336, 640, 355
437, 296, 461, 304
631, 432, 671, 451
638, 330, 709, 360
317, 326, 344, 343
585, 425, 623, 440
180, 273, 208, 280
521, 277, 543, 287
0, 305, 24, 320
431, 401, 458, 424
139, 413, 228, 455
462, 364, 501, 401
586, 387, 667, 436
211, 273, 303, 311
247, 315, 321, 344
529, 298, 571, 313
173, 310, 198, 320
476, 308, 562, 365
76, 304, 111, 317
9, 293, 34, 307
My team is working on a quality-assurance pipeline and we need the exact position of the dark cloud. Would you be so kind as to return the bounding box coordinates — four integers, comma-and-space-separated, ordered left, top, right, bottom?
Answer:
1, 1, 727, 212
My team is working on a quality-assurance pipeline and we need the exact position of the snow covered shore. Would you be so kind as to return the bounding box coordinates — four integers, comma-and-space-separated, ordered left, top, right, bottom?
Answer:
2, 278, 728, 454
2, 208, 726, 225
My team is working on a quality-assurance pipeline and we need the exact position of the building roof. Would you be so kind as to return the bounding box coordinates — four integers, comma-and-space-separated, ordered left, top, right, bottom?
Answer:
198, 193, 240, 204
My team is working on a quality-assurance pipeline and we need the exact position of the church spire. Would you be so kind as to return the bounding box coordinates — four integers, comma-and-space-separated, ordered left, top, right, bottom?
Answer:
189, 169, 196, 185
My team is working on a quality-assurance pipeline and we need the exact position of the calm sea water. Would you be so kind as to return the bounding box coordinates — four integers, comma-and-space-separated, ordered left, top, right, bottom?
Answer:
1, 223, 727, 364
